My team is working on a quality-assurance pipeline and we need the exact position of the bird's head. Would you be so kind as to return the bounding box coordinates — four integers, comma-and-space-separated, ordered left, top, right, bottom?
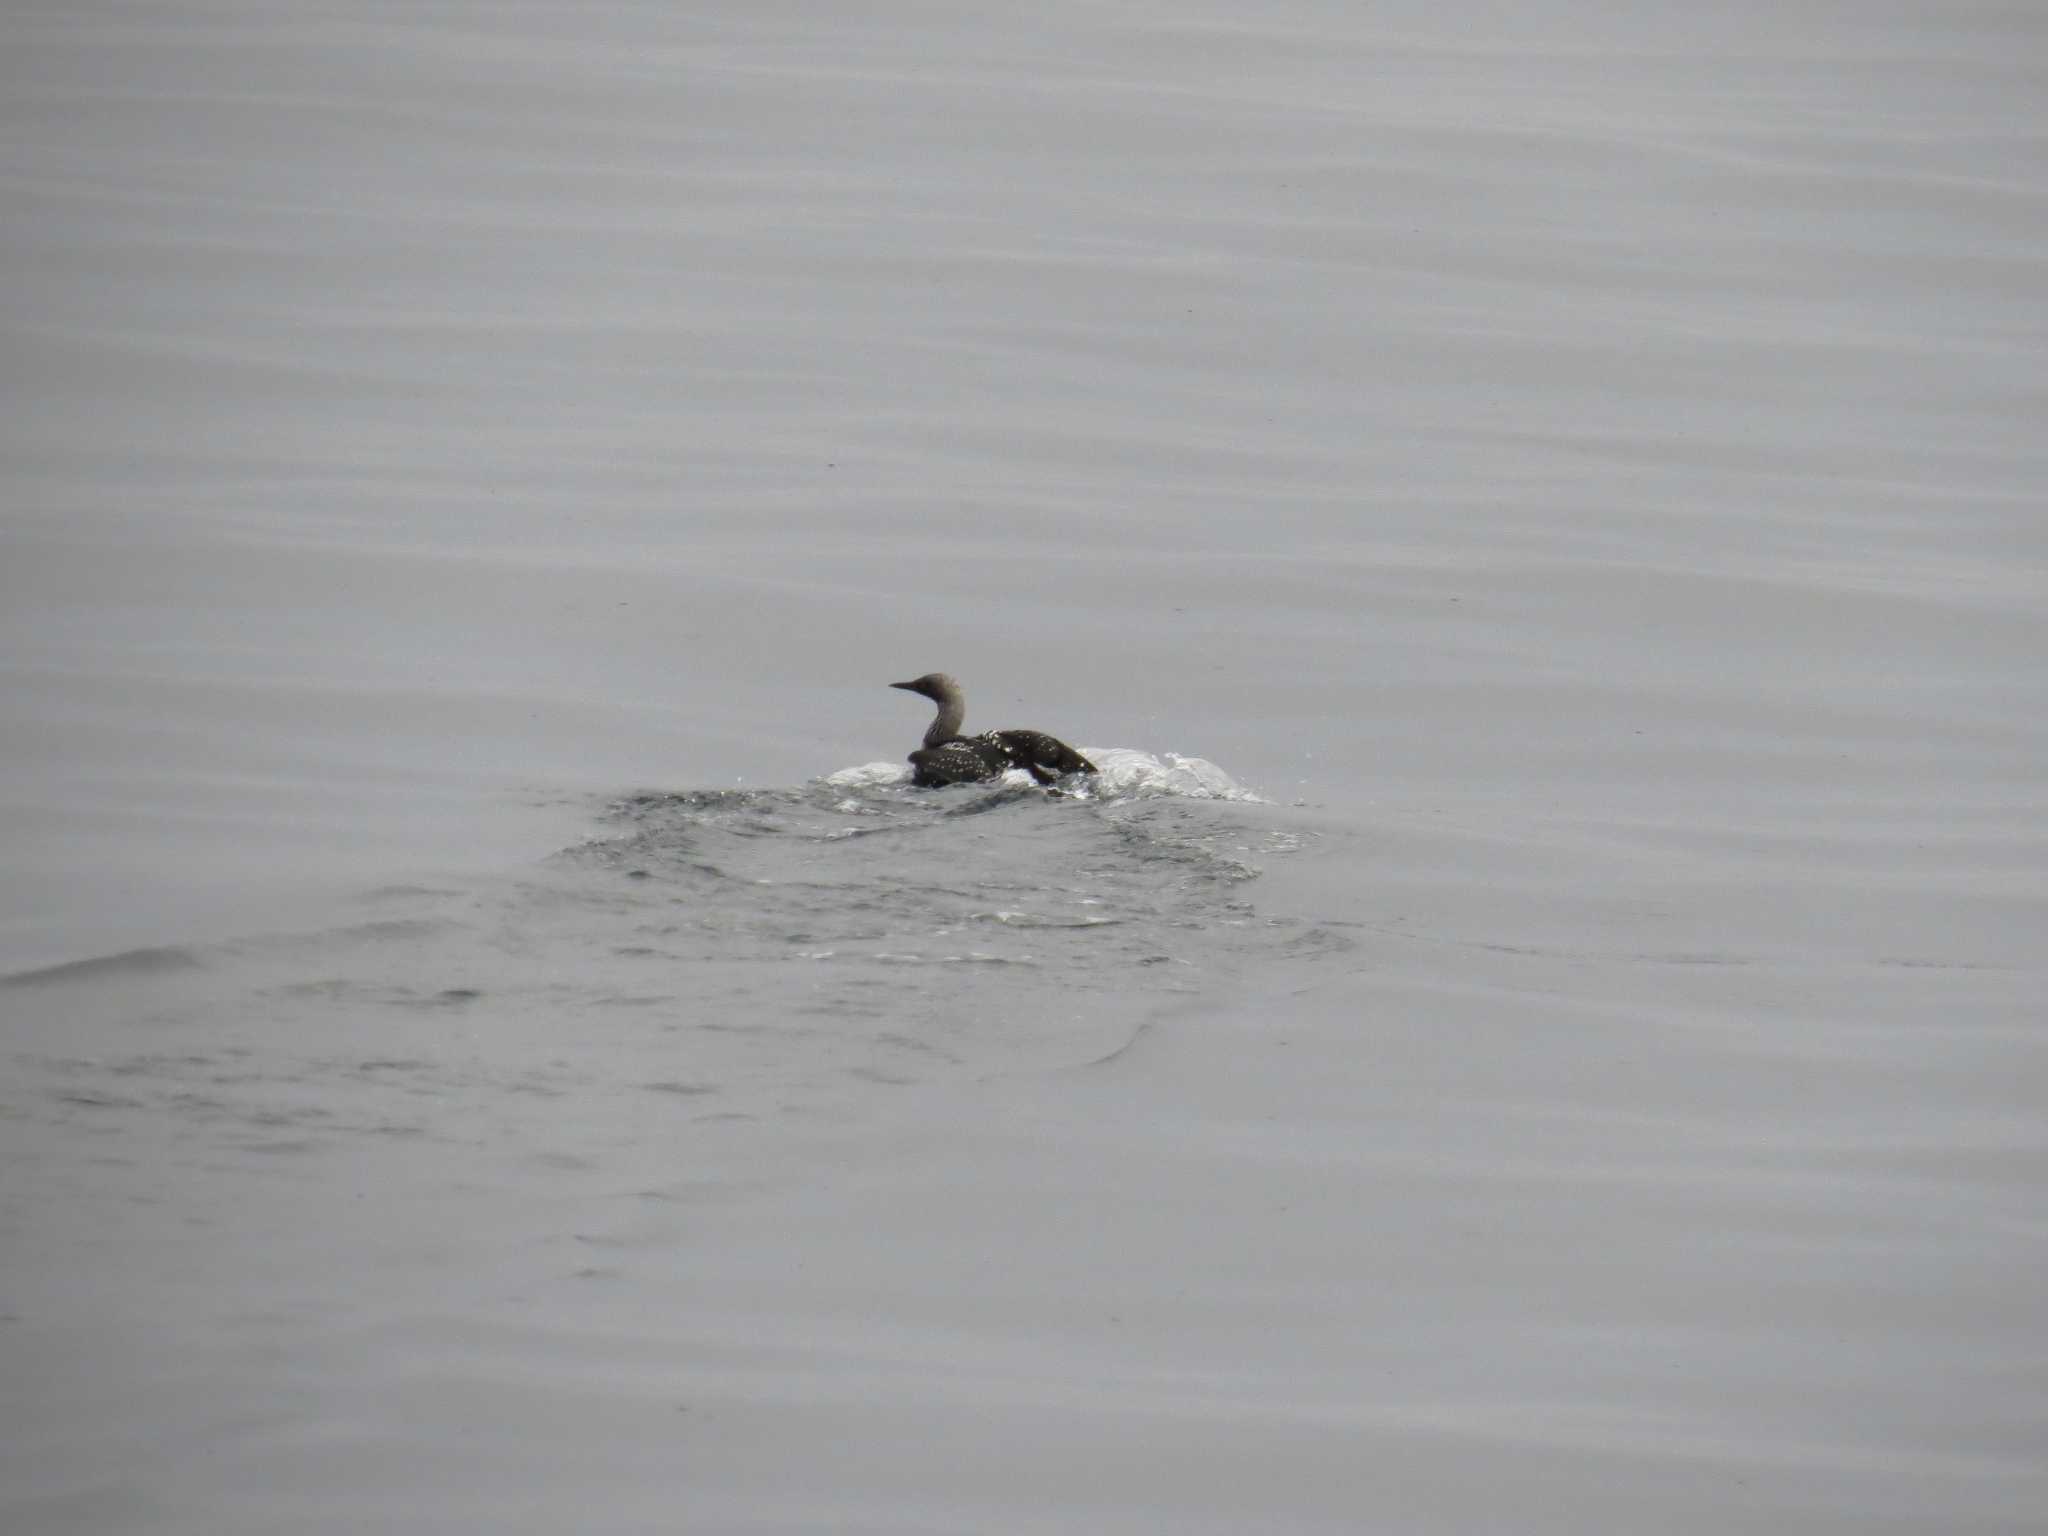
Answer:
889, 673, 958, 702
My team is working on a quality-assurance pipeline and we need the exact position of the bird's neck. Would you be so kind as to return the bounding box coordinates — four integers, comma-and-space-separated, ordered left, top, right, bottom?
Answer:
924, 692, 965, 746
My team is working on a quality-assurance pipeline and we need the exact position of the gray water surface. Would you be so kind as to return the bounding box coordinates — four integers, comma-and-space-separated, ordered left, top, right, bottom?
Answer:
3, 2, 2044, 1531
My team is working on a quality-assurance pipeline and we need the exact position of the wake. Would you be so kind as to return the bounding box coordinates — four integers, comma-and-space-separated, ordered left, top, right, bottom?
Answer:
823, 747, 1266, 803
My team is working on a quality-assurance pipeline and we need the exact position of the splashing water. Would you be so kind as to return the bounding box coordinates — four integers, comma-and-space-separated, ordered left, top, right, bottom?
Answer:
825, 747, 1266, 802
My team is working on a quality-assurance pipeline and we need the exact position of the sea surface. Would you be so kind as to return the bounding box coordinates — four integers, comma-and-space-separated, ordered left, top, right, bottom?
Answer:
2, 3, 2044, 1532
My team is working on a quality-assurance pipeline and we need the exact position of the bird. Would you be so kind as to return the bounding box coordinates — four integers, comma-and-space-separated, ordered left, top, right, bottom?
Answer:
889, 673, 1097, 788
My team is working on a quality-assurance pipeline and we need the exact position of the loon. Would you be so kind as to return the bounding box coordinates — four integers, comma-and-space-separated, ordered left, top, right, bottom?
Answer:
890, 673, 1097, 788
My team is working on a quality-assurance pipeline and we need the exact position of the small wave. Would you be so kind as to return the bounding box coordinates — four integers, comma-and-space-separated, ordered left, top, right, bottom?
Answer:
972, 910, 1120, 929
2, 945, 205, 988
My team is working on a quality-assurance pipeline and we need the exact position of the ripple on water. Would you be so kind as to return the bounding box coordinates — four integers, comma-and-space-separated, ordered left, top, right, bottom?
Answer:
3, 751, 1336, 1150
1, 944, 205, 988
584, 750, 1317, 995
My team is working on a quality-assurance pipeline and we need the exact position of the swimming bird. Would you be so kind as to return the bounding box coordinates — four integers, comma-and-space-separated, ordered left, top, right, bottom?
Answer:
890, 673, 1097, 788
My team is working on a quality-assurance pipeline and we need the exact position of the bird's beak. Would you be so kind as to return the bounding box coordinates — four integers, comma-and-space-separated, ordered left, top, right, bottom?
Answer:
889, 680, 920, 693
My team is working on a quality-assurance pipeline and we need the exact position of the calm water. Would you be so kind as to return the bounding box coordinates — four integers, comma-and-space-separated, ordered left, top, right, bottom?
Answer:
2, 2, 2043, 1531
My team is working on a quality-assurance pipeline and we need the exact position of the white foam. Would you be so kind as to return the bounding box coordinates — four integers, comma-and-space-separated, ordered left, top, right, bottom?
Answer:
1075, 748, 1268, 802
821, 761, 913, 789
824, 750, 1262, 802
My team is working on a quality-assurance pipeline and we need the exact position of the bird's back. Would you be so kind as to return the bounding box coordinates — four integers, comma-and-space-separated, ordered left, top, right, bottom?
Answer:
907, 736, 1013, 787
986, 730, 1096, 784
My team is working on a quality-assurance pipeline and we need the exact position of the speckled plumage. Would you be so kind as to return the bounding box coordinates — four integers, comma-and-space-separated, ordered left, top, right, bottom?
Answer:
891, 674, 1097, 788
905, 736, 1016, 787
